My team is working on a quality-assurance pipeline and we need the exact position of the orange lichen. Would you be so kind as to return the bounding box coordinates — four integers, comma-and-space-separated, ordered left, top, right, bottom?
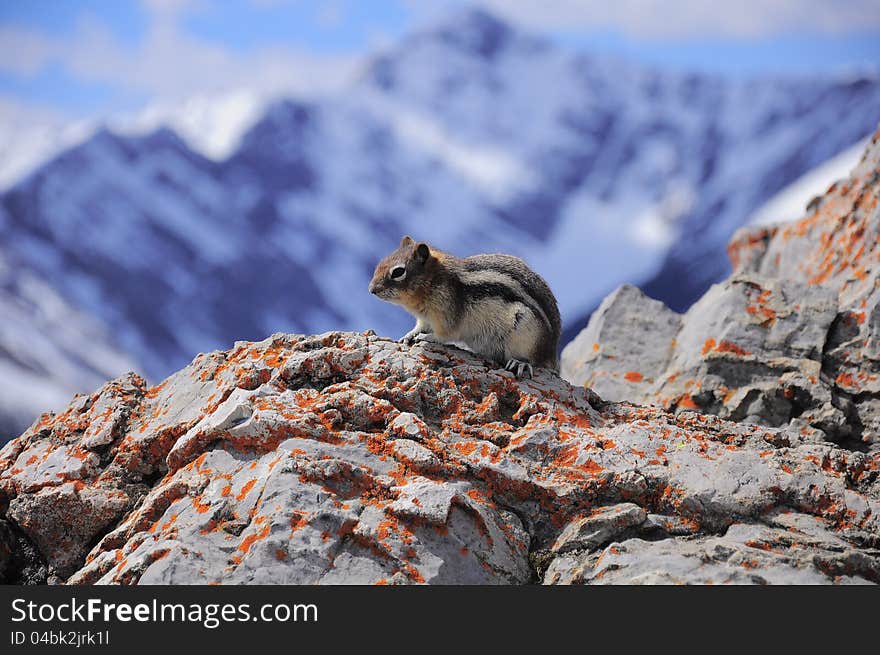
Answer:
144, 380, 168, 400
453, 441, 478, 456
836, 372, 857, 388
715, 340, 751, 356
678, 394, 698, 410
193, 497, 213, 514
238, 523, 271, 554
290, 512, 309, 533
236, 479, 257, 501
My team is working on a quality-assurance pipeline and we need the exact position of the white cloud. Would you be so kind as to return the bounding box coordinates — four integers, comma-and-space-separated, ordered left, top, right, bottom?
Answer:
0, 0, 365, 187
416, 0, 880, 39
0, 0, 358, 104
0, 0, 363, 187
0, 87, 274, 189
0, 97, 96, 188
0, 26, 59, 75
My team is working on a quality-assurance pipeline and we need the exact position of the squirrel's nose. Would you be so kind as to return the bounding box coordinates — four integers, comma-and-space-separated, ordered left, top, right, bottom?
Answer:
368, 280, 379, 295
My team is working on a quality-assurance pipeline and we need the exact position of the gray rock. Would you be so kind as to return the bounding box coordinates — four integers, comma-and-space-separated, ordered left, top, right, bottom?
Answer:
641, 513, 700, 536
561, 285, 681, 400
8, 482, 130, 577
563, 128, 880, 448
544, 519, 879, 585
551, 503, 647, 553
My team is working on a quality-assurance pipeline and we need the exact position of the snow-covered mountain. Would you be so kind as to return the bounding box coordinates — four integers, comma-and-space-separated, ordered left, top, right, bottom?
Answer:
638, 71, 880, 315
0, 242, 139, 437
0, 90, 279, 191
2, 8, 880, 437
0, 99, 96, 191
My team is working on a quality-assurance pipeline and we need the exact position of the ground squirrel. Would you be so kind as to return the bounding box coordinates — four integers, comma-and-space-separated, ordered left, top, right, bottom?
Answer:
369, 236, 561, 377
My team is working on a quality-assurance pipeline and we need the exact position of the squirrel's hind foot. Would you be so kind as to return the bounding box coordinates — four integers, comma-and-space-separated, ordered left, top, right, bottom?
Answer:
505, 358, 533, 379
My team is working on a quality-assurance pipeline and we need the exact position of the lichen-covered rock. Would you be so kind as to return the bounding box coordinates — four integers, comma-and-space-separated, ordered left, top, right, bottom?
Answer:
550, 503, 647, 554
545, 512, 880, 585
8, 482, 129, 576
561, 285, 681, 402
563, 126, 880, 449
2, 330, 879, 584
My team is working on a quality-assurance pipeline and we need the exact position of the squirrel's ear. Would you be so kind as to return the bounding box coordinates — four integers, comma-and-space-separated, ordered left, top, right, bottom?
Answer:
414, 242, 430, 263
400, 235, 414, 247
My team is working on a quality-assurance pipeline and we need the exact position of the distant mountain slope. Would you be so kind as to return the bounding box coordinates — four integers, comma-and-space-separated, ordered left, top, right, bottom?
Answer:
639, 74, 880, 314
2, 8, 880, 435
0, 90, 272, 192
0, 243, 138, 441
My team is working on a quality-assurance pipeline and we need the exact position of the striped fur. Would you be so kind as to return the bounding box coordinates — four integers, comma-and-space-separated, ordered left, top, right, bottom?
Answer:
369, 237, 561, 372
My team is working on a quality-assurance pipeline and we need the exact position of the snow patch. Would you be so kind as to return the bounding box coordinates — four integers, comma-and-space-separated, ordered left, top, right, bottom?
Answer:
749, 138, 869, 226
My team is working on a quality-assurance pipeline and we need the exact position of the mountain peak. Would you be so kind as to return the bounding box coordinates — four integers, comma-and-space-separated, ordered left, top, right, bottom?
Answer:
360, 7, 542, 92
69, 124, 187, 157
427, 7, 516, 58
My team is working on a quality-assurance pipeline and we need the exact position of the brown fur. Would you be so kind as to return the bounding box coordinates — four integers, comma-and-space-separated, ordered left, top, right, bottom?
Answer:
369, 236, 561, 373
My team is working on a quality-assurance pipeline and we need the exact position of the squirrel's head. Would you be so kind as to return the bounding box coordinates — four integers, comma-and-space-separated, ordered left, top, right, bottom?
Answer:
369, 235, 431, 305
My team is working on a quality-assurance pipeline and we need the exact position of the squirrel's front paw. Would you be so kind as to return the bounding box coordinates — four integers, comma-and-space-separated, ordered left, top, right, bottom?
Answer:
505, 359, 534, 379
399, 330, 423, 345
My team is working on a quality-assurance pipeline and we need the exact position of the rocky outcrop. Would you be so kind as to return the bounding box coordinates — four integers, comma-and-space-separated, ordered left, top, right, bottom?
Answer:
2, 330, 879, 585
563, 127, 880, 451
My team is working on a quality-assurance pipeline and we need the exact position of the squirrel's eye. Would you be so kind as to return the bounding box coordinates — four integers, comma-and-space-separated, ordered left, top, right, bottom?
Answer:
390, 266, 406, 281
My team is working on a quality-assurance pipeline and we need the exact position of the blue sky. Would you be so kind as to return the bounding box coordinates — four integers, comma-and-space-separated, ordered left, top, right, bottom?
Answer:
0, 0, 878, 118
